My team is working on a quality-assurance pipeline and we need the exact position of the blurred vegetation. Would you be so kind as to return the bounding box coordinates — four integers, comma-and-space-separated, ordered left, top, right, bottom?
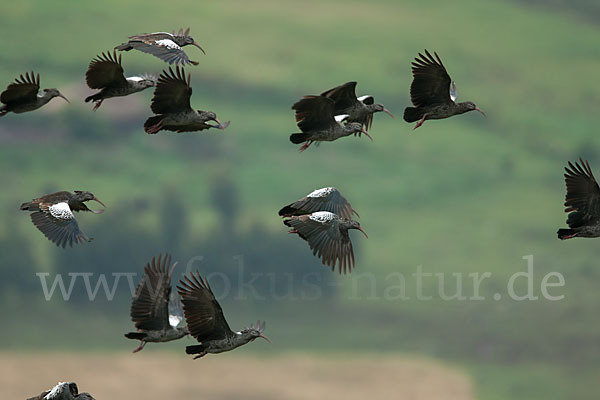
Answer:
1, 0, 600, 399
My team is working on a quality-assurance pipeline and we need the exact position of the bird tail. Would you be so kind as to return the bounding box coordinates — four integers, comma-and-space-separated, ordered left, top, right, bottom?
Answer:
20, 202, 39, 211
124, 332, 147, 340
0, 106, 7, 117
85, 93, 101, 103
144, 116, 164, 134
278, 204, 297, 217
290, 133, 310, 144
185, 344, 206, 355
115, 42, 132, 51
557, 228, 577, 240
403, 107, 425, 123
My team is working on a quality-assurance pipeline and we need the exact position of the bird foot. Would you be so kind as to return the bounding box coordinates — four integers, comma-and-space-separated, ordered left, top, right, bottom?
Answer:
413, 116, 426, 130
559, 234, 576, 240
92, 100, 103, 112
132, 341, 146, 353
299, 141, 312, 152
146, 122, 162, 135
193, 352, 207, 360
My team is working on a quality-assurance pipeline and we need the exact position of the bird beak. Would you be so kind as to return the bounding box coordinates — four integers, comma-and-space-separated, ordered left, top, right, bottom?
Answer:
475, 106, 486, 118
58, 93, 70, 103
358, 227, 368, 239
214, 118, 229, 131
193, 41, 206, 55
91, 197, 106, 214
362, 128, 374, 142
383, 107, 394, 118
258, 334, 272, 344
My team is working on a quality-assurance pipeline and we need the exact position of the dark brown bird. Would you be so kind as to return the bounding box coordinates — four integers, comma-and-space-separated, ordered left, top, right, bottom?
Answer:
125, 254, 189, 352
290, 95, 371, 151
321, 81, 393, 133
115, 28, 205, 65
177, 272, 270, 359
557, 158, 600, 240
27, 382, 95, 400
20, 191, 105, 248
278, 187, 358, 219
144, 66, 228, 134
404, 50, 485, 129
0, 72, 68, 117
284, 211, 367, 274
85, 50, 156, 111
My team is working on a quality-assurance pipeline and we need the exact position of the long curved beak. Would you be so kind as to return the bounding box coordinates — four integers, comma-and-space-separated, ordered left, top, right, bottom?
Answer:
91, 197, 106, 214
358, 227, 368, 239
383, 107, 394, 118
362, 128, 373, 142
214, 118, 229, 131
258, 334, 272, 344
475, 106, 486, 118
58, 93, 70, 103
193, 41, 206, 55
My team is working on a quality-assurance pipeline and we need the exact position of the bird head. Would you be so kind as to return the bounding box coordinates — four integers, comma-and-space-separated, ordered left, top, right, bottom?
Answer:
240, 320, 271, 344
348, 220, 368, 238
73, 191, 106, 213
345, 122, 373, 142
460, 101, 486, 117
45, 88, 69, 103
175, 28, 206, 54
201, 111, 228, 131
76, 393, 96, 400
373, 103, 394, 118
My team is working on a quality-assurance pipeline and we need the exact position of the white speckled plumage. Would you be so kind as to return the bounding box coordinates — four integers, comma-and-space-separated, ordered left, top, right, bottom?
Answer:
49, 202, 74, 220
155, 39, 180, 50
309, 211, 337, 223
307, 187, 336, 198
44, 382, 68, 399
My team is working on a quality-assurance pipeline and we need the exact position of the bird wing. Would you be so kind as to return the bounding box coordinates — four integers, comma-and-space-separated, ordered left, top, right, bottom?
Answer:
409, 50, 453, 107
563, 158, 600, 228
278, 187, 357, 219
85, 50, 127, 89
29, 202, 89, 248
321, 81, 359, 111
285, 212, 354, 274
130, 254, 175, 331
177, 272, 234, 342
292, 95, 336, 132
150, 66, 193, 114
0, 72, 40, 106
128, 37, 194, 65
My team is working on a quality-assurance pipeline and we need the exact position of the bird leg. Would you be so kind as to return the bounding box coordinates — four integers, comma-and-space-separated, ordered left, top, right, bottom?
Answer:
193, 351, 207, 360
413, 114, 427, 130
132, 341, 146, 353
92, 100, 103, 112
299, 140, 313, 152
146, 120, 163, 134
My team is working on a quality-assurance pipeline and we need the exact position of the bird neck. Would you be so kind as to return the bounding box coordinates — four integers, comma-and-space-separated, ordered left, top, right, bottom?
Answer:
455, 102, 474, 115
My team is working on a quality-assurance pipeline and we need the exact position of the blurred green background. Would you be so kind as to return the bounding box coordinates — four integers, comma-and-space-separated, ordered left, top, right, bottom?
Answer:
1, 0, 599, 399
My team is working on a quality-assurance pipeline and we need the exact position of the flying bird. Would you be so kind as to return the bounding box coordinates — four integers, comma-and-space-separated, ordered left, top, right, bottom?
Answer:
278, 187, 358, 219
321, 81, 393, 133
144, 66, 229, 134
404, 50, 485, 129
0, 72, 68, 117
20, 191, 105, 248
557, 158, 600, 240
125, 253, 189, 352
177, 272, 270, 359
115, 28, 205, 65
284, 211, 367, 274
290, 95, 371, 152
27, 382, 95, 400
85, 50, 156, 111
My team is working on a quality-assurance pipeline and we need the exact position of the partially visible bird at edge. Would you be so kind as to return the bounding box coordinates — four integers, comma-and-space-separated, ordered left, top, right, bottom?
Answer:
0, 72, 69, 117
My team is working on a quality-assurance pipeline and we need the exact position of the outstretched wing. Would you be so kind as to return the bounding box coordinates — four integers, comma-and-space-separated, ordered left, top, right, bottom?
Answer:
124, 33, 195, 65
150, 66, 192, 114
321, 81, 359, 112
177, 272, 234, 342
30, 203, 89, 248
1, 72, 40, 106
130, 254, 176, 331
292, 95, 336, 132
284, 212, 355, 274
278, 187, 358, 219
563, 158, 600, 228
85, 50, 127, 89
409, 50, 453, 107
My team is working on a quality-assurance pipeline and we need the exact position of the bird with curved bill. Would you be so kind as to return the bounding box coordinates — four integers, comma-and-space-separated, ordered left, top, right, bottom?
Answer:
279, 187, 359, 220
115, 28, 205, 66
177, 272, 271, 359
27, 382, 95, 400
557, 158, 600, 240
125, 254, 189, 353
321, 81, 393, 134
283, 211, 367, 274
20, 191, 105, 248
290, 95, 372, 152
404, 50, 485, 129
85, 50, 156, 111
0, 72, 69, 117
144, 66, 229, 134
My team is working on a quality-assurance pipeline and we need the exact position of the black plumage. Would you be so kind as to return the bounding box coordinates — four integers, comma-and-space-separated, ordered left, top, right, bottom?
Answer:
278, 187, 358, 219
0, 72, 68, 117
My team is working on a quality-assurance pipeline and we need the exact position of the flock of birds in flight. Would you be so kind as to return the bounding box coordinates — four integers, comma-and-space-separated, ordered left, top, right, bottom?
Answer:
6, 28, 596, 400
